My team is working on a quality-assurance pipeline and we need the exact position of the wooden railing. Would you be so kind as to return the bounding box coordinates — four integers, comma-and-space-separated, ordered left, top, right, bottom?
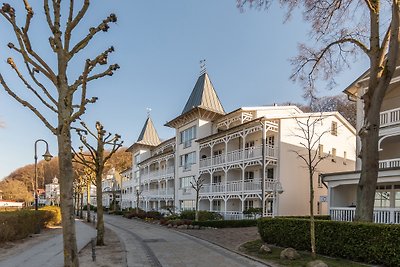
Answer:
200, 145, 277, 169
380, 107, 400, 127
330, 207, 400, 224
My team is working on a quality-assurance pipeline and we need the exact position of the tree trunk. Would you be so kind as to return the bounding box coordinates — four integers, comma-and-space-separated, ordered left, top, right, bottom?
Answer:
79, 192, 83, 219
76, 192, 80, 216
96, 167, 105, 246
195, 190, 199, 222
309, 168, 316, 259
57, 125, 79, 267
355, 109, 380, 222
87, 184, 91, 223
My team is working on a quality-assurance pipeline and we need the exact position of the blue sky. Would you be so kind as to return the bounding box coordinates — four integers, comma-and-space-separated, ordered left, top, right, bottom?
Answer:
0, 1, 368, 179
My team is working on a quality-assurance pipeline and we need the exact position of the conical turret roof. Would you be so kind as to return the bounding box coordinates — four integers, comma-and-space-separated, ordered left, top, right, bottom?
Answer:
136, 117, 161, 146
181, 72, 225, 115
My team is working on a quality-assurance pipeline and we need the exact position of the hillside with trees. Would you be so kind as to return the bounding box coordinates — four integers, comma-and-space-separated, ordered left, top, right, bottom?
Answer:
0, 148, 131, 195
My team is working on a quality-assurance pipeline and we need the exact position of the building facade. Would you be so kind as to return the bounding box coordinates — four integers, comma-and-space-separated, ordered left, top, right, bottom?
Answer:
323, 64, 400, 224
123, 71, 356, 218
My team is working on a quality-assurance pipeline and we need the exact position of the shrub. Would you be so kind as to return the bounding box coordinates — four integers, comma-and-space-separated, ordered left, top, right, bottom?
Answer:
82, 204, 96, 211
40, 206, 62, 226
258, 217, 400, 266
192, 219, 257, 228
180, 210, 223, 221
0, 210, 51, 242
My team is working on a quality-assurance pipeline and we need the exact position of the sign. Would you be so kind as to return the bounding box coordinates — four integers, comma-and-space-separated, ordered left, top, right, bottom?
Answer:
319, 195, 327, 202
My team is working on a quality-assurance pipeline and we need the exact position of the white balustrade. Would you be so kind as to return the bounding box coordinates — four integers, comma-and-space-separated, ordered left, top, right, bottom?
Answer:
199, 145, 277, 169
200, 178, 276, 195
379, 158, 400, 169
380, 107, 400, 127
219, 211, 244, 220
330, 207, 400, 224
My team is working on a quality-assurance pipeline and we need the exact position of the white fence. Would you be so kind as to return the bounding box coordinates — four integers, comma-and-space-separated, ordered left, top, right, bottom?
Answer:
379, 158, 400, 169
330, 207, 400, 224
380, 107, 400, 127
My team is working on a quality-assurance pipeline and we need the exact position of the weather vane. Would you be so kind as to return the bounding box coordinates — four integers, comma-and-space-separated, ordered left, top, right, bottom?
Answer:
200, 59, 206, 75
146, 107, 152, 117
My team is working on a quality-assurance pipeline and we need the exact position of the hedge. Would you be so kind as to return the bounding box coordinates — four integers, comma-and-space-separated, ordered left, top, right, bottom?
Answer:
179, 210, 223, 221
193, 219, 257, 228
0, 209, 57, 243
258, 217, 400, 266
40, 206, 62, 226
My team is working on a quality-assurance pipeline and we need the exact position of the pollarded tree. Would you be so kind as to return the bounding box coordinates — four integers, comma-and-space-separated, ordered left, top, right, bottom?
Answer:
72, 121, 123, 245
0, 2, 118, 265
238, 0, 400, 222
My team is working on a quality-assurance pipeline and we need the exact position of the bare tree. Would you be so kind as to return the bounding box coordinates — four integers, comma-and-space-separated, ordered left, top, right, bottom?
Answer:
72, 121, 123, 245
290, 114, 330, 259
190, 175, 205, 221
83, 167, 95, 223
0, 2, 118, 265
238, 0, 400, 222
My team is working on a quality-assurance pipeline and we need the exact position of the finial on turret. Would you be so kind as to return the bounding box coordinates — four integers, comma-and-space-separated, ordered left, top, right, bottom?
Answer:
200, 59, 206, 75
146, 107, 152, 118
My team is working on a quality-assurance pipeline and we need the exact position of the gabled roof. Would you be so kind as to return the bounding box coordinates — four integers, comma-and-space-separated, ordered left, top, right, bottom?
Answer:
136, 117, 161, 146
181, 72, 225, 115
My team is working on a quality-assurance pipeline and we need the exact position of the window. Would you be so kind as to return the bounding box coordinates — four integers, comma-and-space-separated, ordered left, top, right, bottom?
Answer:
267, 136, 275, 146
267, 168, 274, 179
213, 200, 221, 211
180, 200, 195, 211
134, 154, 140, 165
180, 176, 193, 189
213, 150, 223, 156
245, 171, 254, 180
213, 175, 222, 184
318, 174, 323, 188
375, 191, 391, 208
244, 200, 254, 210
180, 126, 196, 148
180, 152, 196, 171
318, 144, 324, 158
396, 191, 400, 208
331, 121, 338, 136
331, 148, 337, 162
245, 141, 255, 148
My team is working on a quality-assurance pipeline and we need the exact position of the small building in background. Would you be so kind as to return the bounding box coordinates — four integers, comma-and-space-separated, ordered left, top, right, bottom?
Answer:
45, 176, 60, 206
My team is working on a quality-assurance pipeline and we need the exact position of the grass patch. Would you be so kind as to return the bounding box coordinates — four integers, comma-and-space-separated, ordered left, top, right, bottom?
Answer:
240, 240, 370, 267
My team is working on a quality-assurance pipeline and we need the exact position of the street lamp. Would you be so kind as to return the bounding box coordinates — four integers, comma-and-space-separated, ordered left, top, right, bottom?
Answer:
34, 139, 53, 210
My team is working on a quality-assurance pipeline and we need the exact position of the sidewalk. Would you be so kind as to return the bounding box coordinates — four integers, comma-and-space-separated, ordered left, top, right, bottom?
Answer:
0, 220, 96, 267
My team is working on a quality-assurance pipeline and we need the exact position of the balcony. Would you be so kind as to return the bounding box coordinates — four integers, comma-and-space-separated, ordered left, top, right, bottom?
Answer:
380, 107, 400, 128
330, 207, 400, 224
142, 188, 174, 198
141, 166, 174, 181
199, 145, 277, 169
379, 158, 400, 169
199, 178, 276, 195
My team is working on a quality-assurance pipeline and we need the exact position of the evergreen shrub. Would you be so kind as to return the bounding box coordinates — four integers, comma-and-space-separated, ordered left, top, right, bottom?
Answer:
258, 217, 400, 266
193, 219, 257, 228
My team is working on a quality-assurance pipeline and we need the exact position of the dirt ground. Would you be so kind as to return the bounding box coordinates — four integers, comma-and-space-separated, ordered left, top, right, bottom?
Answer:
78, 224, 125, 267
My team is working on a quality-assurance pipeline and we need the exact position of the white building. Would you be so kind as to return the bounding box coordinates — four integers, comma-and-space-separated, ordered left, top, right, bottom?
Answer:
123, 71, 356, 218
102, 168, 121, 209
45, 176, 60, 206
323, 63, 400, 224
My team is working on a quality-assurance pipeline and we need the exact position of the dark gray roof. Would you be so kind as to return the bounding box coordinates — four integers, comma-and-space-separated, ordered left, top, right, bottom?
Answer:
136, 117, 161, 146
181, 72, 225, 115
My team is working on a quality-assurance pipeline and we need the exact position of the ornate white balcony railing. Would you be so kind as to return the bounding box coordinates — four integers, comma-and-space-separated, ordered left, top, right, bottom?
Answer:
140, 166, 175, 181
330, 207, 400, 224
200, 178, 275, 194
200, 145, 277, 169
142, 188, 174, 197
379, 158, 400, 169
380, 107, 400, 128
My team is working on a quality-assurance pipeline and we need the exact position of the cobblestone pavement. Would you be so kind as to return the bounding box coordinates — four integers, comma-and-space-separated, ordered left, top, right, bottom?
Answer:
104, 215, 269, 267
175, 227, 260, 251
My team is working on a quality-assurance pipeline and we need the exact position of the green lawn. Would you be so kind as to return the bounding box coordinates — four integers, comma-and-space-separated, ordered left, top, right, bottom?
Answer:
240, 240, 371, 267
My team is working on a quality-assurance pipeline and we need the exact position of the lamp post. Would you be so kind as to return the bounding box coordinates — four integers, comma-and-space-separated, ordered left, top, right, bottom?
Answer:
135, 186, 140, 214
34, 139, 53, 210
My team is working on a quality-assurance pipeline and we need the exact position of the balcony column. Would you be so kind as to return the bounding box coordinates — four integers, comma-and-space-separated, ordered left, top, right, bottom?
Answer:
209, 199, 213, 211
157, 180, 160, 196
241, 133, 246, 194
224, 169, 228, 194
224, 139, 228, 164
224, 198, 227, 213
262, 121, 267, 217
210, 144, 214, 166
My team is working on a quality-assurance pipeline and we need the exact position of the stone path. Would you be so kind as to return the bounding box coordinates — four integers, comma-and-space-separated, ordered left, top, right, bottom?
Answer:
0, 220, 96, 267
104, 215, 268, 267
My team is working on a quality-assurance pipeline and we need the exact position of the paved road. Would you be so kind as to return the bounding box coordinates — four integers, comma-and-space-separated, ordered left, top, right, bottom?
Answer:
0, 220, 96, 267
104, 215, 267, 267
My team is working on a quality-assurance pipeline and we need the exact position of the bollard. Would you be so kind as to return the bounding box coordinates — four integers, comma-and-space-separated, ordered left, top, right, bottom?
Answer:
91, 238, 96, 262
